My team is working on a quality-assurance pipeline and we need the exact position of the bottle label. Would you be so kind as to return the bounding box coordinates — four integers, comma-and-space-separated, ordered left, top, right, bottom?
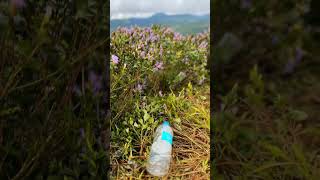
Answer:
161, 131, 173, 145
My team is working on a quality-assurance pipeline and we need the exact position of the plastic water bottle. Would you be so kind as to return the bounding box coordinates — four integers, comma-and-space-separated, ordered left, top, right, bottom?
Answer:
146, 120, 173, 177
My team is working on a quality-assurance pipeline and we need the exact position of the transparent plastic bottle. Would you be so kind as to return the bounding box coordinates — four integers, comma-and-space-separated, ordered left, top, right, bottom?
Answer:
146, 120, 173, 177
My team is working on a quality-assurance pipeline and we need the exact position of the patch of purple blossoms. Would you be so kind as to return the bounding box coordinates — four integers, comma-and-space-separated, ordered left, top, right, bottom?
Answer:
112, 54, 119, 64
173, 32, 182, 41
153, 61, 164, 71
140, 51, 146, 59
199, 41, 208, 49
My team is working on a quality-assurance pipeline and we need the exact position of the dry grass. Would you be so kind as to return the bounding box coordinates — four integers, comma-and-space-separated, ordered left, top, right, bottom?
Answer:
167, 120, 210, 179
112, 121, 210, 180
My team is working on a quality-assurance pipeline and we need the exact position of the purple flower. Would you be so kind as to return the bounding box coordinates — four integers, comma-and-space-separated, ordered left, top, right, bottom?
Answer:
159, 46, 163, 56
199, 41, 208, 49
145, 27, 152, 33
154, 61, 164, 71
11, 0, 26, 8
140, 51, 146, 58
135, 82, 146, 93
174, 32, 182, 41
138, 43, 144, 49
126, 28, 133, 35
89, 71, 102, 95
111, 54, 119, 64
283, 47, 304, 75
148, 33, 158, 42
80, 128, 85, 139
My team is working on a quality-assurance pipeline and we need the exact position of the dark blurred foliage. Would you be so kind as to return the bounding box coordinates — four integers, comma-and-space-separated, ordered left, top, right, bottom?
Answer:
211, 0, 320, 179
0, 0, 109, 179
304, 0, 320, 26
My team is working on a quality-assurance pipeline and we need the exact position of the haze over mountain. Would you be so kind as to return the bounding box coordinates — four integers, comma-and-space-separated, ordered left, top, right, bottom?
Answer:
111, 13, 210, 34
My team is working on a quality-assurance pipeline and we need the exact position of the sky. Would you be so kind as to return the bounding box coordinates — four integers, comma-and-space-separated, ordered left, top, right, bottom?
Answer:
111, 0, 210, 20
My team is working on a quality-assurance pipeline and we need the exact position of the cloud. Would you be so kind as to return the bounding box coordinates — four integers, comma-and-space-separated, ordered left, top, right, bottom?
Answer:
111, 0, 210, 19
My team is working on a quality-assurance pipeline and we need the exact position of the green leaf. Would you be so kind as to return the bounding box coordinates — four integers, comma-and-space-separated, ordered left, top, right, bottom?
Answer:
134, 122, 139, 127
200, 95, 207, 100
0, 106, 21, 117
149, 117, 154, 123
290, 110, 308, 121
261, 143, 290, 161
81, 154, 96, 170
143, 110, 150, 121
249, 65, 264, 94
292, 143, 309, 171
222, 83, 238, 110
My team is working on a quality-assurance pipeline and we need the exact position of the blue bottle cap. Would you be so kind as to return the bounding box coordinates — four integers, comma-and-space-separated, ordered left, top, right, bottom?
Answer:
163, 121, 170, 126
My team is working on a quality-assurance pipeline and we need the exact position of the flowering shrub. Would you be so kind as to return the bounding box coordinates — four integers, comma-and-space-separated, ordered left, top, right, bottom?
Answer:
111, 25, 209, 95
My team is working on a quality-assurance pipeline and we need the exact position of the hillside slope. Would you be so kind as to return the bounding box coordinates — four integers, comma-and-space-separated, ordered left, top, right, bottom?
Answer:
111, 13, 210, 34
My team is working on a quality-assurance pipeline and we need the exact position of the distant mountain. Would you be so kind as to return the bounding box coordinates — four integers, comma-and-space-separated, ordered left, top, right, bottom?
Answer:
111, 13, 210, 35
